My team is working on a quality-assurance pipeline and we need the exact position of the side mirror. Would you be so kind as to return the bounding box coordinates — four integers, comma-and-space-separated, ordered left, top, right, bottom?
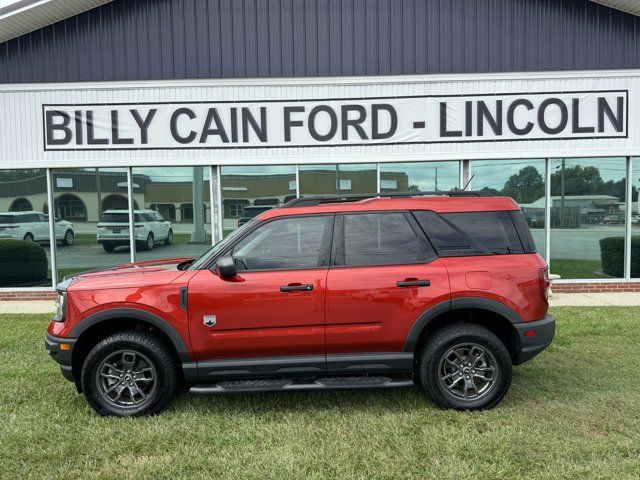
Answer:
215, 255, 237, 278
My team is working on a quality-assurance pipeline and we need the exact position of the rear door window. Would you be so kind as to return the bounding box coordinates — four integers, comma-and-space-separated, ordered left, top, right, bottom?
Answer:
413, 210, 525, 256
335, 212, 435, 266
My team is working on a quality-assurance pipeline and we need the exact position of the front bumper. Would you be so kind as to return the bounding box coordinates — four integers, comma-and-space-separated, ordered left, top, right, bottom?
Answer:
513, 314, 556, 365
45, 334, 77, 382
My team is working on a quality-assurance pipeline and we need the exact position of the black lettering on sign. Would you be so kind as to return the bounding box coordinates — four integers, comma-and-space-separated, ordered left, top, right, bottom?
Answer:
308, 105, 338, 142
111, 110, 134, 145
439, 102, 462, 137
131, 109, 157, 144
538, 98, 568, 135
284, 106, 305, 142
74, 111, 83, 145
170, 108, 198, 144
506, 99, 534, 135
571, 99, 595, 134
598, 96, 624, 133
200, 108, 230, 144
371, 104, 397, 139
45, 110, 72, 146
242, 107, 267, 142
341, 105, 368, 140
477, 100, 503, 136
86, 111, 108, 145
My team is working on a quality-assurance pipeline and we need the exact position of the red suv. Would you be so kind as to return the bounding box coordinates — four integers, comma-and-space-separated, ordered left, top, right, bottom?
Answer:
46, 192, 555, 416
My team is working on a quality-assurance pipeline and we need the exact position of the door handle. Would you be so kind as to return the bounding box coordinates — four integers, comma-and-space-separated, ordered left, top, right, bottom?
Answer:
280, 283, 314, 292
396, 279, 430, 287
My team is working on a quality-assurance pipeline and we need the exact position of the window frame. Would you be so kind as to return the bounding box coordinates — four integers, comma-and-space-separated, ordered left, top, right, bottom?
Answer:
200, 213, 335, 273
331, 210, 437, 268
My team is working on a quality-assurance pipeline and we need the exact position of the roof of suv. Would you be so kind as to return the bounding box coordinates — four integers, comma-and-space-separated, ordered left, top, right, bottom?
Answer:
0, 210, 41, 215
260, 195, 520, 220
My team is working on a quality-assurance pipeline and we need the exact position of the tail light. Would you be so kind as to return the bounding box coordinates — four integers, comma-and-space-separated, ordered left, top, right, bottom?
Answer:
538, 267, 550, 300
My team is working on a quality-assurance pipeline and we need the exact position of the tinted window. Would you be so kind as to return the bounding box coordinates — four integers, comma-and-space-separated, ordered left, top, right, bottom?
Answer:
100, 213, 129, 223
340, 213, 430, 266
232, 216, 328, 270
0, 215, 15, 224
414, 210, 524, 256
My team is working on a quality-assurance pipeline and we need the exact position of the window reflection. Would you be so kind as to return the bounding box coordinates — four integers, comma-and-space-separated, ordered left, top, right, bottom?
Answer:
550, 158, 626, 279
299, 164, 376, 195
472, 159, 546, 255
631, 159, 640, 278
0, 169, 51, 287
221, 165, 296, 234
380, 161, 460, 193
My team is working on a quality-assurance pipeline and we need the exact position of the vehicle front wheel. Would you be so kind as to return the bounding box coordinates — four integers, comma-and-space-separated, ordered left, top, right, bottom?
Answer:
143, 233, 154, 251
81, 331, 178, 417
418, 323, 512, 410
62, 230, 74, 246
164, 229, 173, 245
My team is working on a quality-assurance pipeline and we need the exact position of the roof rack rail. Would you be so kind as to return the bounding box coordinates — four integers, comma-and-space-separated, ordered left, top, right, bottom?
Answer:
282, 190, 493, 208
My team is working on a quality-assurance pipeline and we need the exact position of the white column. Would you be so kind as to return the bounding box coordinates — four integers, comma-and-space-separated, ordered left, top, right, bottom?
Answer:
545, 158, 552, 267
127, 168, 135, 263
376, 163, 381, 193
295, 164, 300, 197
625, 156, 633, 279
209, 165, 220, 245
46, 169, 57, 287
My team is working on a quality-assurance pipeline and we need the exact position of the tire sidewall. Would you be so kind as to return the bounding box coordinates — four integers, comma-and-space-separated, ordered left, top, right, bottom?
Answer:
63, 230, 74, 246
81, 337, 173, 417
421, 328, 512, 410
146, 233, 154, 250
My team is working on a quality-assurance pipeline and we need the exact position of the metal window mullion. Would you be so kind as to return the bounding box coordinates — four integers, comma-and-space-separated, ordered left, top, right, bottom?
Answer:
295, 164, 300, 196
127, 167, 135, 263
625, 156, 633, 279
545, 158, 552, 267
209, 165, 216, 245
216, 165, 223, 240
46, 168, 57, 287
376, 163, 381, 193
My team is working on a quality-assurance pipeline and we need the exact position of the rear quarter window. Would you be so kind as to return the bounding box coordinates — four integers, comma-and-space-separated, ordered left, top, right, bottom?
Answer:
413, 210, 530, 256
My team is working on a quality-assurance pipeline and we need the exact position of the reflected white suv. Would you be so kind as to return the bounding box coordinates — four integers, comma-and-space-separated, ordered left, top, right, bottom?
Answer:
97, 209, 173, 252
0, 211, 75, 246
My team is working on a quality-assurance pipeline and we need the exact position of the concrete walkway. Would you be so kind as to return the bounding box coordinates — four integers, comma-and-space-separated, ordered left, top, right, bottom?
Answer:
1, 293, 640, 314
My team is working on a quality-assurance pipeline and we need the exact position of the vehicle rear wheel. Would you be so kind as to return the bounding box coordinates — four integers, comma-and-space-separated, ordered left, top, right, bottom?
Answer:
164, 229, 173, 245
418, 323, 512, 410
62, 229, 74, 246
81, 330, 178, 417
102, 243, 116, 252
23, 233, 34, 242
143, 233, 154, 251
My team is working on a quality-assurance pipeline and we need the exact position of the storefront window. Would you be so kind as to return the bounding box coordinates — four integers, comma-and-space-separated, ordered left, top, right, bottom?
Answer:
472, 159, 546, 255
632, 158, 640, 278
52, 168, 131, 279
0, 169, 51, 287
132, 166, 211, 261
380, 161, 460, 193
550, 158, 627, 279
299, 164, 377, 195
221, 166, 296, 234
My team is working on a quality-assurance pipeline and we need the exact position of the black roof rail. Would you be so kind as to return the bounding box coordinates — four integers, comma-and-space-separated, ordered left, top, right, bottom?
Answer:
282, 190, 493, 208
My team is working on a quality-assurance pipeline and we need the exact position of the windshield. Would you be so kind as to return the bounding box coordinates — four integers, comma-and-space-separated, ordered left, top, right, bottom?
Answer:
188, 219, 258, 270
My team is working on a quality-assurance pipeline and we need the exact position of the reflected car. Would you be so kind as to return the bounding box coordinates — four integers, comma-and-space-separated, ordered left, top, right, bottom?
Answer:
237, 205, 275, 227
97, 209, 173, 252
0, 211, 75, 246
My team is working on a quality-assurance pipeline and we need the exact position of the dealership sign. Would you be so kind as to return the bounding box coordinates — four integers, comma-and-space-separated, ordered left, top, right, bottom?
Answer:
42, 90, 627, 151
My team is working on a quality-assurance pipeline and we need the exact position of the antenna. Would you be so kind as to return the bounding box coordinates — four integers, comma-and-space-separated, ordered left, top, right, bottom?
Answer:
462, 174, 475, 191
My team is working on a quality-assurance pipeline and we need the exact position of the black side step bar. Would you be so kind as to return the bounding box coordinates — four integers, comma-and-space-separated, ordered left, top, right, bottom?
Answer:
190, 376, 414, 394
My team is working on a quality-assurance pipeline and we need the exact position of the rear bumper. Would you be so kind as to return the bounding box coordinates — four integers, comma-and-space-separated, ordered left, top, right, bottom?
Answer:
45, 334, 77, 382
513, 314, 555, 365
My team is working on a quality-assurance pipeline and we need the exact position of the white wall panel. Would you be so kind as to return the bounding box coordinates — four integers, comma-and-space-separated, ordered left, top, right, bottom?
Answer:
0, 70, 639, 169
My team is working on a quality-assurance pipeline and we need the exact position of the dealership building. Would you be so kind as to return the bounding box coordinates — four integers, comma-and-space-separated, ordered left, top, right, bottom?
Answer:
1, 0, 640, 296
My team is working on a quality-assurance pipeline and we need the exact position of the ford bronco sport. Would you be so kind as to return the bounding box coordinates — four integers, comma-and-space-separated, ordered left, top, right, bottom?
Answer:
46, 192, 555, 416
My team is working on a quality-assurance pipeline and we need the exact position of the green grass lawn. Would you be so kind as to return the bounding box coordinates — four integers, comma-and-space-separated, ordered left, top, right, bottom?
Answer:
1, 308, 640, 479
550, 259, 608, 279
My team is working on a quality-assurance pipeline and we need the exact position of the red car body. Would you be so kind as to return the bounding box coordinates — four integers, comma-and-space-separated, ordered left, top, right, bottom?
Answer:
46, 194, 555, 413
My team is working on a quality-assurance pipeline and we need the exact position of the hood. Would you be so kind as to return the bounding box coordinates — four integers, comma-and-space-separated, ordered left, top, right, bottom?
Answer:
62, 257, 195, 288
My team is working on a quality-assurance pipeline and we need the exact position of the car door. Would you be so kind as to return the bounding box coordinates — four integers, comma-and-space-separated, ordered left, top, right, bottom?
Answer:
154, 212, 170, 239
35, 213, 49, 240
187, 214, 333, 377
324, 211, 450, 373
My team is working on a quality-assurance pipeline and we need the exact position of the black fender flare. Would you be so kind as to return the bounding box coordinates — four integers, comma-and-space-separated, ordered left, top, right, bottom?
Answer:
69, 307, 192, 362
403, 297, 523, 352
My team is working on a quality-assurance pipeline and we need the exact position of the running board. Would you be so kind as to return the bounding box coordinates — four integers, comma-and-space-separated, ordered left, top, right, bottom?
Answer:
190, 376, 414, 394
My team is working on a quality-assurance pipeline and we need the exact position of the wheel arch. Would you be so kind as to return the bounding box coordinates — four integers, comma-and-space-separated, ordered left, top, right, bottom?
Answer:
69, 308, 191, 388
404, 297, 522, 363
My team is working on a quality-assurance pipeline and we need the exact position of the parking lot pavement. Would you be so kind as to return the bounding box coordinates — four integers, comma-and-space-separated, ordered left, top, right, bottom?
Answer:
51, 242, 212, 270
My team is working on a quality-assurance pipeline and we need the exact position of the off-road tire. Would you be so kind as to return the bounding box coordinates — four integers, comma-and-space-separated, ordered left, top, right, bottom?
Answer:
81, 330, 178, 417
419, 323, 512, 410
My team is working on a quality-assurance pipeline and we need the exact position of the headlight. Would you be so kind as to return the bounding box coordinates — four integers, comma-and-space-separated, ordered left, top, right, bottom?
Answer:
53, 292, 67, 322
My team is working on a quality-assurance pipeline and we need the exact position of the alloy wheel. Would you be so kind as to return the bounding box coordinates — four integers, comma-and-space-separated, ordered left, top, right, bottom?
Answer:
438, 343, 498, 401
95, 349, 157, 409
